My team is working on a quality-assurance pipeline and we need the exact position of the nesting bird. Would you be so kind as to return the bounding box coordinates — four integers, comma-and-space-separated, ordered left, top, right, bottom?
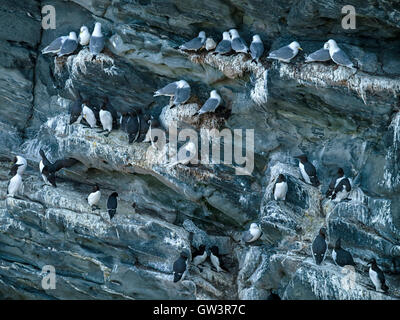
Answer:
173, 251, 189, 282
368, 258, 389, 293
326, 168, 351, 202
324, 39, 354, 69
107, 192, 118, 220
192, 245, 208, 266
229, 29, 248, 54
273, 174, 288, 201
69, 94, 83, 125
196, 90, 221, 115
90, 22, 105, 59
153, 80, 191, 108
250, 34, 264, 63
88, 185, 101, 211
81, 102, 97, 128
125, 111, 140, 144
9, 156, 27, 176
58, 32, 78, 57
332, 238, 356, 267
268, 41, 302, 62
295, 155, 320, 187
311, 228, 328, 265
209, 245, 226, 272
213, 31, 232, 55
42, 35, 68, 55
78, 26, 90, 46
179, 31, 206, 51
242, 223, 262, 243
305, 42, 331, 63
98, 103, 113, 136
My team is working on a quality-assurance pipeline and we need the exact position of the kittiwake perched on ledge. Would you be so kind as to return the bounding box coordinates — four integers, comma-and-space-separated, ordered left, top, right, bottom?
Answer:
42, 35, 68, 55
154, 80, 191, 108
229, 29, 248, 54
58, 32, 78, 57
250, 34, 264, 63
78, 25, 90, 46
325, 39, 354, 69
242, 223, 262, 243
213, 31, 232, 55
179, 31, 206, 51
90, 22, 105, 58
305, 42, 331, 63
268, 41, 302, 62
196, 90, 221, 115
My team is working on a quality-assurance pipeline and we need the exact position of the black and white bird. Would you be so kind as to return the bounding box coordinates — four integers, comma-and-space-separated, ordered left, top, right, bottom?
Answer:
324, 39, 354, 69
326, 168, 345, 198
250, 34, 264, 63
90, 22, 105, 59
213, 31, 232, 55
192, 244, 208, 266
58, 32, 78, 57
326, 168, 351, 202
82, 102, 97, 128
173, 251, 189, 282
154, 80, 191, 108
9, 156, 27, 176
332, 238, 356, 267
7, 172, 23, 198
88, 185, 101, 211
78, 25, 90, 46
39, 149, 79, 188
305, 42, 331, 63
268, 41, 302, 63
125, 111, 141, 144
311, 228, 328, 265
242, 223, 262, 243
210, 245, 226, 272
42, 35, 68, 55
196, 90, 221, 115
273, 174, 288, 201
179, 31, 206, 51
368, 258, 389, 293
69, 95, 83, 125
136, 113, 151, 142
98, 104, 113, 136
295, 155, 320, 187
107, 192, 118, 220
229, 29, 248, 54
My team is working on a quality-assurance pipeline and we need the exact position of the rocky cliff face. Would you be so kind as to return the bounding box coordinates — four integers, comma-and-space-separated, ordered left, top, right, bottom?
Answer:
0, 0, 399, 300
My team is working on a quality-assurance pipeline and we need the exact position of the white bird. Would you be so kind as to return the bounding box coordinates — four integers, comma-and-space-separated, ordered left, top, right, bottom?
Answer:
82, 104, 97, 128
305, 42, 331, 63
250, 34, 264, 63
242, 223, 262, 243
99, 105, 113, 136
78, 26, 90, 46
90, 22, 105, 58
229, 29, 248, 54
268, 41, 302, 62
324, 39, 354, 68
197, 90, 221, 115
274, 174, 288, 201
58, 32, 78, 57
192, 245, 208, 266
7, 173, 22, 198
88, 185, 101, 210
179, 31, 206, 51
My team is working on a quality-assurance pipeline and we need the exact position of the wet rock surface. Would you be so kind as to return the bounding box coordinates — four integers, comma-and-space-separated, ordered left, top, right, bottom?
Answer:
0, 0, 399, 299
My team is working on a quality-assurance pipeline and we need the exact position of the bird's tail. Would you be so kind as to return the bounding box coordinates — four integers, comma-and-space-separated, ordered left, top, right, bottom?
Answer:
311, 177, 320, 187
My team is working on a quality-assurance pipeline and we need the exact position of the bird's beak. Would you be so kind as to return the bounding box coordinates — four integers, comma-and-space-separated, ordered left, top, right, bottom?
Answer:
298, 47, 303, 51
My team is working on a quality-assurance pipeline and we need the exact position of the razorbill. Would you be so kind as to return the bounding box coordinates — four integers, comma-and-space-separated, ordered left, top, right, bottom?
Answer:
295, 155, 320, 187
368, 258, 389, 293
192, 244, 208, 266
273, 174, 288, 201
90, 22, 105, 59
179, 31, 206, 51
9, 156, 27, 176
332, 238, 356, 267
125, 111, 140, 144
69, 95, 83, 125
326, 168, 345, 198
229, 29, 248, 54
7, 173, 23, 198
78, 26, 90, 46
107, 192, 118, 220
196, 90, 221, 115
250, 34, 264, 63
311, 228, 328, 265
324, 39, 354, 69
82, 102, 97, 128
268, 41, 302, 62
88, 185, 101, 211
213, 31, 232, 55
137, 113, 151, 142
98, 104, 113, 136
242, 223, 262, 243
173, 251, 189, 282
331, 176, 351, 203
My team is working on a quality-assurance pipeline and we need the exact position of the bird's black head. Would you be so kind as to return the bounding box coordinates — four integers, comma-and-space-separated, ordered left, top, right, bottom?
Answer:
13, 156, 17, 163
110, 192, 118, 198
319, 227, 327, 238
210, 245, 219, 255
92, 184, 100, 192
337, 168, 344, 177
335, 238, 342, 249
198, 244, 206, 252
180, 251, 189, 260
39, 149, 45, 158
368, 258, 377, 266
101, 104, 107, 111
295, 154, 307, 163
277, 174, 286, 183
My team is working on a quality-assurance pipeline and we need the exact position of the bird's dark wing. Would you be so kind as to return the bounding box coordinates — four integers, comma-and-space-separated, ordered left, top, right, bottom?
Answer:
173, 87, 191, 105
49, 158, 79, 173
39, 150, 52, 167
58, 39, 78, 56
89, 36, 105, 55
173, 258, 186, 273
9, 164, 19, 176
107, 196, 118, 210
250, 42, 264, 59
335, 178, 351, 193
304, 162, 317, 176
326, 177, 336, 197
